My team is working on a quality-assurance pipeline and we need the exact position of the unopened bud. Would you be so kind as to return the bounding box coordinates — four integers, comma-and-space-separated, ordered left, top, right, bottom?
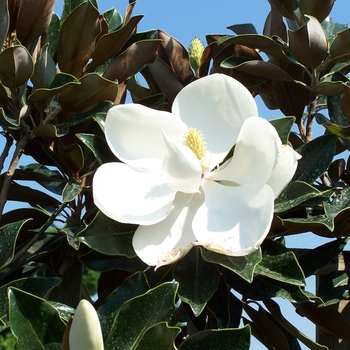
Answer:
69, 299, 104, 350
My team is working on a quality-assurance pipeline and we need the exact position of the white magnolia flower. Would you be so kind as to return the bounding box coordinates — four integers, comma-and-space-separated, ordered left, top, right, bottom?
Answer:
93, 74, 300, 269
69, 299, 104, 350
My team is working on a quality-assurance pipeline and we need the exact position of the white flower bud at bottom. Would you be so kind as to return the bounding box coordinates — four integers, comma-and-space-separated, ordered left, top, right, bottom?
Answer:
69, 299, 104, 350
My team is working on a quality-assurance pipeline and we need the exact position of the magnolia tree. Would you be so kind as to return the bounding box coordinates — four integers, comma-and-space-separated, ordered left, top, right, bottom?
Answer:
0, 0, 350, 349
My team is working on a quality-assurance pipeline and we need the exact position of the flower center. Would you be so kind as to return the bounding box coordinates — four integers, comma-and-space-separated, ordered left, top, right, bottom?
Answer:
183, 128, 211, 174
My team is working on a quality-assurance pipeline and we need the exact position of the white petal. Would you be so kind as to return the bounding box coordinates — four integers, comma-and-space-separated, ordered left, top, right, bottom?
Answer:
162, 131, 202, 193
93, 162, 176, 225
69, 300, 104, 350
172, 74, 258, 165
193, 180, 274, 256
208, 117, 280, 187
132, 191, 204, 268
267, 145, 301, 198
105, 104, 187, 172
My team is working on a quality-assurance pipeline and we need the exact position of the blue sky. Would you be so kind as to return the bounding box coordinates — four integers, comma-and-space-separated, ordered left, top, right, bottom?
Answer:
15, 1, 350, 348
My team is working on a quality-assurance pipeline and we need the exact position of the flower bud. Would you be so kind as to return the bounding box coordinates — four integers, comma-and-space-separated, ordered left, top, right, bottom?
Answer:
188, 37, 204, 75
69, 299, 104, 350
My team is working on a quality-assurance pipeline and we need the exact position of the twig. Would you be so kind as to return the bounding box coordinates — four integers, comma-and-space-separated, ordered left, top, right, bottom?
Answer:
0, 131, 14, 174
0, 122, 32, 224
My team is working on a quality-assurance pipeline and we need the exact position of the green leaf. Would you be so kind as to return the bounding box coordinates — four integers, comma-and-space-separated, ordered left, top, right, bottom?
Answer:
298, 238, 349, 277
222, 268, 309, 303
31, 44, 56, 89
46, 13, 60, 59
103, 8, 123, 32
200, 247, 261, 283
105, 281, 178, 350
77, 211, 137, 257
8, 288, 66, 350
292, 134, 337, 184
178, 325, 251, 350
256, 239, 305, 286
79, 250, 147, 272
0, 277, 61, 330
98, 272, 149, 339
76, 133, 114, 164
269, 117, 295, 144
174, 249, 220, 316
0, 219, 30, 268
207, 278, 242, 328
317, 271, 350, 306
136, 322, 181, 350
275, 181, 322, 213
62, 179, 82, 202
61, 0, 98, 23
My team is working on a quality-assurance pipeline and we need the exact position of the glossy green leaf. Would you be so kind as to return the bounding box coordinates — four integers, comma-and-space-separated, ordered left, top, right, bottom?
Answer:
76, 133, 114, 164
255, 239, 305, 286
174, 249, 220, 316
200, 247, 261, 282
274, 181, 322, 213
79, 250, 147, 272
0, 0, 9, 48
33, 123, 69, 138
292, 134, 337, 184
46, 13, 60, 59
179, 326, 251, 350
8, 287, 66, 350
222, 268, 309, 303
317, 271, 350, 306
269, 116, 295, 144
136, 322, 180, 350
298, 238, 348, 277
207, 278, 242, 328
98, 271, 149, 340
77, 211, 137, 257
0, 219, 30, 268
0, 277, 61, 328
104, 281, 178, 350
103, 8, 123, 32
0, 46, 34, 89
62, 179, 83, 202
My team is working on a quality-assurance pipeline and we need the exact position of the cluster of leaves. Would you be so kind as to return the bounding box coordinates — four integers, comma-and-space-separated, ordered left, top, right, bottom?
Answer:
0, 0, 350, 349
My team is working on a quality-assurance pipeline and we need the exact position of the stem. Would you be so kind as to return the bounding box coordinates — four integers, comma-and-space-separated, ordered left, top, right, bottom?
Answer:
0, 131, 14, 174
0, 125, 32, 224
1, 202, 68, 270
43, 105, 62, 125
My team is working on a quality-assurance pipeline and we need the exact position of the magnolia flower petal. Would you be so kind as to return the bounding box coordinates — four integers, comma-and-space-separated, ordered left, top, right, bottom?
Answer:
172, 74, 258, 165
69, 300, 104, 350
267, 145, 301, 198
105, 104, 187, 171
162, 131, 202, 193
208, 117, 280, 187
132, 191, 204, 268
193, 180, 274, 256
93, 162, 176, 225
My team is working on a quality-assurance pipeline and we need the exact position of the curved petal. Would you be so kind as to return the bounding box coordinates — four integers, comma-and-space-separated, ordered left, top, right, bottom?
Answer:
93, 162, 176, 225
208, 117, 280, 187
193, 180, 274, 256
105, 104, 187, 172
172, 74, 258, 165
162, 131, 202, 193
267, 145, 301, 198
132, 191, 204, 268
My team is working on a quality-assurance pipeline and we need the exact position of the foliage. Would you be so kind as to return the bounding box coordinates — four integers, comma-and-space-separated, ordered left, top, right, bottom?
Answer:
0, 0, 349, 349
